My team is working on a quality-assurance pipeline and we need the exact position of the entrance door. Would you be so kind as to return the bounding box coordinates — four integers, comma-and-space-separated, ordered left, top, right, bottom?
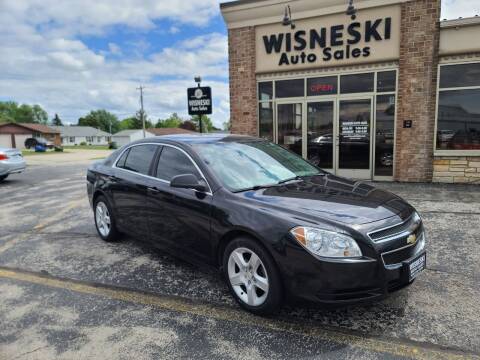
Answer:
336, 99, 373, 179
276, 103, 303, 157
307, 101, 334, 171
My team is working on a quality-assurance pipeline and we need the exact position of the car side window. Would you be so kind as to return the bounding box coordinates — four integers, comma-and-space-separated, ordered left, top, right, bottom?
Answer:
156, 146, 201, 182
116, 148, 130, 168
118, 145, 157, 175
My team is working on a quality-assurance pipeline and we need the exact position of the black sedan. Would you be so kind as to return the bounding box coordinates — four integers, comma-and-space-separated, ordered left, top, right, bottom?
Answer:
87, 134, 426, 314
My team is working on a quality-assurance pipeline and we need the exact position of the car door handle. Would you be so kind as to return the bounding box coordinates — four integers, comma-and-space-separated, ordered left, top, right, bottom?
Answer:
148, 186, 160, 193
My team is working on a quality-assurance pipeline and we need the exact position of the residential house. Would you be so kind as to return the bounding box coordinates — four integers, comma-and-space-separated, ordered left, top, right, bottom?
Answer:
52, 126, 112, 146
0, 122, 61, 149
112, 129, 155, 147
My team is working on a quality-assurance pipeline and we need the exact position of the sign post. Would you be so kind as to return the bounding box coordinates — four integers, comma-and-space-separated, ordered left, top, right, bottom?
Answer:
187, 77, 212, 133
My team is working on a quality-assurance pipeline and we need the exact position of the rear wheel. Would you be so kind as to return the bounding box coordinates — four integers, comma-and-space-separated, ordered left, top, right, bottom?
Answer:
223, 237, 283, 315
0, 175, 8, 182
94, 196, 120, 242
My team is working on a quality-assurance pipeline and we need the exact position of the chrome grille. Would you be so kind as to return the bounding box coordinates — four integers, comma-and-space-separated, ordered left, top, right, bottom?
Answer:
368, 212, 421, 243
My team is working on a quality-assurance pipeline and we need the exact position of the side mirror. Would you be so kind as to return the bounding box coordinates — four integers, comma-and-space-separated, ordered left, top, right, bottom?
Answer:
170, 174, 207, 192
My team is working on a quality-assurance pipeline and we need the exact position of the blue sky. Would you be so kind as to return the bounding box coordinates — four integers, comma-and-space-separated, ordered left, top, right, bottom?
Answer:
0, 0, 478, 128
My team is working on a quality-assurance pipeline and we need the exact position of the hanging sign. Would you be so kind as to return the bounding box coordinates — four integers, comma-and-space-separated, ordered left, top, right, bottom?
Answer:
187, 87, 212, 115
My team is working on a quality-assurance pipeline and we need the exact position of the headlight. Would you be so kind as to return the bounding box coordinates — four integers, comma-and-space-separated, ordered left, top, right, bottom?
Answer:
290, 226, 362, 258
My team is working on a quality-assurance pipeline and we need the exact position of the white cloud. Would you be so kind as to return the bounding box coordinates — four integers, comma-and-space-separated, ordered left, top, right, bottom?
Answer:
0, 0, 230, 128
441, 0, 480, 20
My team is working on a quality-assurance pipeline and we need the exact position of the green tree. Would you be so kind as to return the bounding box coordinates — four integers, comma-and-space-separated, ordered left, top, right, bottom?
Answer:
78, 110, 120, 134
118, 112, 153, 131
190, 115, 214, 133
51, 113, 63, 126
155, 113, 183, 128
0, 101, 48, 124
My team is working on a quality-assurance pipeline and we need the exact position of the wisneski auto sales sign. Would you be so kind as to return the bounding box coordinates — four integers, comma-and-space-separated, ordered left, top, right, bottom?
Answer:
187, 87, 212, 115
255, 5, 400, 72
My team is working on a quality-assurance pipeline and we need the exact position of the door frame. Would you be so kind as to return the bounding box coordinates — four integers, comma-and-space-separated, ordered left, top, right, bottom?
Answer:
275, 99, 305, 158
335, 95, 374, 180
305, 98, 337, 173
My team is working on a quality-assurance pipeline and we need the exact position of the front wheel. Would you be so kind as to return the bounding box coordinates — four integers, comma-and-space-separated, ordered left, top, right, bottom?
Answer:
223, 237, 283, 315
0, 175, 8, 182
94, 196, 120, 242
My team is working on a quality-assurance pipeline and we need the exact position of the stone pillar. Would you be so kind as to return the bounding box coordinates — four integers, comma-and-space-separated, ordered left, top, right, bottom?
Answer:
228, 26, 258, 136
395, 0, 441, 182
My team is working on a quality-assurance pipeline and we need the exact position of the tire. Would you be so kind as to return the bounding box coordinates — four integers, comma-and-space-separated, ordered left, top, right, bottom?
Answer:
94, 195, 120, 242
0, 175, 8, 182
223, 236, 283, 315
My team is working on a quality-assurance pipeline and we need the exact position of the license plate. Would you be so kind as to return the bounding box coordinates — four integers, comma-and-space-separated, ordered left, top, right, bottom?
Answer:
406, 252, 426, 281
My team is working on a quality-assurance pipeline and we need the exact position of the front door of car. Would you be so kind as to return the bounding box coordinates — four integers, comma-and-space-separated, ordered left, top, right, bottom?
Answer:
110, 144, 158, 239
147, 145, 213, 265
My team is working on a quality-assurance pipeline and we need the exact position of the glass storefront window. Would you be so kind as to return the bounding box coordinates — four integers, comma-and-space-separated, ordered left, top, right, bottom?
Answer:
258, 82, 273, 101
259, 102, 274, 141
340, 73, 374, 94
440, 63, 480, 89
307, 102, 334, 169
377, 71, 396, 92
307, 76, 337, 96
277, 103, 302, 156
375, 95, 395, 176
275, 79, 304, 98
436, 89, 480, 150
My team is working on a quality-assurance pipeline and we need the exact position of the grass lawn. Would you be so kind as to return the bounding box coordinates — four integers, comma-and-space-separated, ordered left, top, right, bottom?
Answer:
63, 145, 110, 150
22, 150, 70, 156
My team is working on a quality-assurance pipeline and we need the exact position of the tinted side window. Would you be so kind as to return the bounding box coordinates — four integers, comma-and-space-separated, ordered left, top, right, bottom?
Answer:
121, 145, 157, 175
156, 147, 201, 181
116, 148, 130, 168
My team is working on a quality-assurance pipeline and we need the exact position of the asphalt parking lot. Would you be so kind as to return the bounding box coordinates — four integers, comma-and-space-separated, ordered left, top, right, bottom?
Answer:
0, 153, 479, 359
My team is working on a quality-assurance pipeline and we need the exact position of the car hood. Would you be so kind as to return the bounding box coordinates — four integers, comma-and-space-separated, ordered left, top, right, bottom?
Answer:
238, 174, 413, 226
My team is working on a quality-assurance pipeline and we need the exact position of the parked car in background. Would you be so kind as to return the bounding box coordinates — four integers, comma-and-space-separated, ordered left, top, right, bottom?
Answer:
0, 147, 26, 182
87, 134, 426, 315
24, 137, 54, 149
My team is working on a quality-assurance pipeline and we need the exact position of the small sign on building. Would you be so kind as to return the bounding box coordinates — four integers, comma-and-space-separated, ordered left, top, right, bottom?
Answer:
187, 86, 212, 116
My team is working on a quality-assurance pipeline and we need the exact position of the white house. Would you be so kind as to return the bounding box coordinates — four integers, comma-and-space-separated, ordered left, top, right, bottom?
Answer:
52, 126, 112, 146
112, 129, 155, 147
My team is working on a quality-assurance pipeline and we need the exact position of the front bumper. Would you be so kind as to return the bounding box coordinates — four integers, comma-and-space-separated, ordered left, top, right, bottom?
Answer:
278, 234, 426, 305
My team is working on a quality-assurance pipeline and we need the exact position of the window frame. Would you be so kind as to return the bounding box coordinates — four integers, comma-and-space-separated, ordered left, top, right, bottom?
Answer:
113, 142, 212, 195
434, 60, 480, 156
154, 145, 202, 182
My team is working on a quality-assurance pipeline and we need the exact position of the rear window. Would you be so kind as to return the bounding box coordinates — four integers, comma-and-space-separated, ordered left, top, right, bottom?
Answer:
118, 145, 157, 175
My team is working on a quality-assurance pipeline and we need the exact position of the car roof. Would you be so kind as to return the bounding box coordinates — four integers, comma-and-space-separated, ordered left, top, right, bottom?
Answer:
134, 133, 261, 145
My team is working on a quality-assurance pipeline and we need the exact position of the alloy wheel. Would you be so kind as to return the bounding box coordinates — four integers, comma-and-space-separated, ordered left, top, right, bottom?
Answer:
227, 247, 269, 307
95, 201, 111, 237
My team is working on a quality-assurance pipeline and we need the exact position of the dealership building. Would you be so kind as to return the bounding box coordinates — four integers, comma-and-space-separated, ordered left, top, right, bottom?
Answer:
220, 0, 480, 183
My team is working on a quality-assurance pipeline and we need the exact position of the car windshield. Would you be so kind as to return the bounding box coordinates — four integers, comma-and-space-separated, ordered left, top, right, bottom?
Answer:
192, 140, 322, 192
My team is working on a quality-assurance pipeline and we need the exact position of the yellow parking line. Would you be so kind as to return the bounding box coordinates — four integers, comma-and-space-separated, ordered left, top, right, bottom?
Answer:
0, 267, 476, 360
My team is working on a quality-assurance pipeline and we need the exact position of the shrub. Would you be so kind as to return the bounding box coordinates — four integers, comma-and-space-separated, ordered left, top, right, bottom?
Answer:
80, 141, 87, 146
109, 141, 118, 149
54, 146, 63, 152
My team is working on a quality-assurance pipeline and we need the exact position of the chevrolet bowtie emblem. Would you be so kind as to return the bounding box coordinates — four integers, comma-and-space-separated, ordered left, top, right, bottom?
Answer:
407, 234, 417, 245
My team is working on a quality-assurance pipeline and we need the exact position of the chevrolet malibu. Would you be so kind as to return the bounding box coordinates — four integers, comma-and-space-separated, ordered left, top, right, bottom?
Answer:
87, 135, 426, 314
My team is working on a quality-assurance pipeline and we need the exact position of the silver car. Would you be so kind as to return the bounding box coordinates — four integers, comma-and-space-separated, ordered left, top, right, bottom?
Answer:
0, 147, 26, 182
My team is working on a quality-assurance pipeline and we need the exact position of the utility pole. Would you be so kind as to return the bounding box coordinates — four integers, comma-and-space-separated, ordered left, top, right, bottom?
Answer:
136, 85, 146, 138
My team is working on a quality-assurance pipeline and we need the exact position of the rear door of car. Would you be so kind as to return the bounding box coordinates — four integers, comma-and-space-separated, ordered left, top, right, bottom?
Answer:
110, 144, 159, 239
147, 144, 214, 265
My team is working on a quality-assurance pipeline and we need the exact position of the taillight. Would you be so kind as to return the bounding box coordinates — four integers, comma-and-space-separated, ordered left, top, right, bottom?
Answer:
0, 154, 7, 160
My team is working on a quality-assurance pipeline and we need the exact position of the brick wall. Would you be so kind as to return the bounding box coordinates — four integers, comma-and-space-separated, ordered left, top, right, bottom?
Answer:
394, 0, 441, 182
228, 27, 258, 136
433, 156, 480, 184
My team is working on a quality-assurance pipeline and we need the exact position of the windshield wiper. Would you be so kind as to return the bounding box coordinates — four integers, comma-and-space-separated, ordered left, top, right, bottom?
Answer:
232, 184, 278, 193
